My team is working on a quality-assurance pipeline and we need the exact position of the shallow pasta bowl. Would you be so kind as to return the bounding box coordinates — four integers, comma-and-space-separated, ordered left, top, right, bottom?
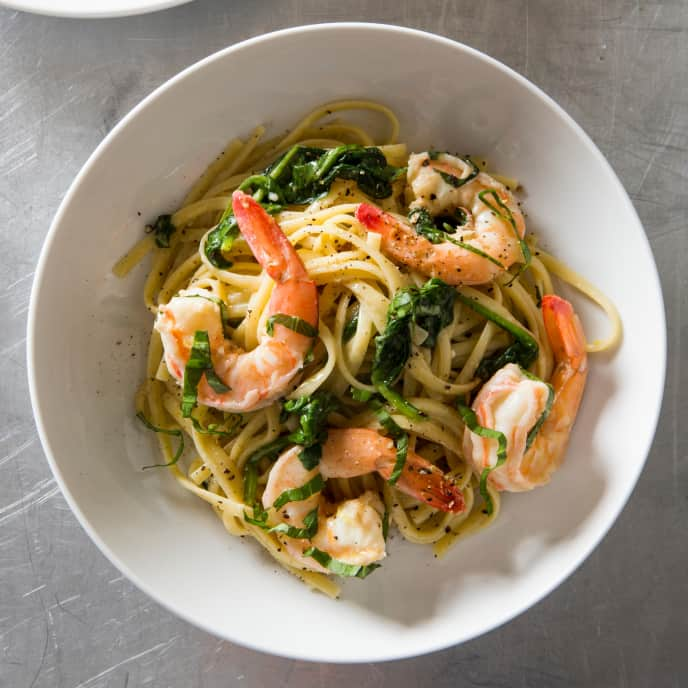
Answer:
27, 23, 665, 662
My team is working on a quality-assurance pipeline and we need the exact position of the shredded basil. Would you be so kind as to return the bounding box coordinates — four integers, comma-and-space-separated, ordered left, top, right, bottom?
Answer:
272, 474, 325, 510
242, 436, 293, 505
204, 144, 403, 268
205, 201, 283, 269
242, 392, 339, 504
181, 331, 230, 417
350, 387, 373, 402
409, 208, 503, 269
145, 214, 175, 248
519, 368, 555, 450
371, 278, 457, 419
266, 314, 318, 338
243, 502, 269, 528
282, 391, 340, 470
183, 293, 233, 338
457, 403, 507, 515
243, 505, 320, 540
303, 546, 381, 578
456, 292, 539, 379
136, 412, 184, 469
434, 156, 479, 188
342, 303, 360, 343
388, 432, 409, 486
269, 507, 319, 539
478, 189, 531, 275
189, 414, 240, 438
382, 506, 390, 541
348, 387, 409, 486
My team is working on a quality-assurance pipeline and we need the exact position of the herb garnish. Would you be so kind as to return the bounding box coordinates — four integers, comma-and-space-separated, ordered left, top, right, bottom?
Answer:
242, 391, 339, 505
244, 504, 320, 540
342, 303, 360, 343
146, 214, 175, 248
477, 189, 531, 275
456, 292, 539, 380
304, 546, 381, 578
409, 207, 504, 269
136, 412, 185, 469
457, 369, 553, 513
272, 474, 325, 510
204, 144, 404, 268
181, 331, 230, 417
456, 403, 506, 515
371, 278, 457, 419
350, 387, 409, 485
266, 314, 318, 338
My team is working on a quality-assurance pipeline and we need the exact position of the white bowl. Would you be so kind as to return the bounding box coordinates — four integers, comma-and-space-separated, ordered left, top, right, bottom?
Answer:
0, 0, 192, 18
28, 24, 665, 662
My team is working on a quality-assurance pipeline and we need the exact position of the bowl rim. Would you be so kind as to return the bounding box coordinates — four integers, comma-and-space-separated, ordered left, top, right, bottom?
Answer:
0, 0, 192, 19
27, 22, 667, 663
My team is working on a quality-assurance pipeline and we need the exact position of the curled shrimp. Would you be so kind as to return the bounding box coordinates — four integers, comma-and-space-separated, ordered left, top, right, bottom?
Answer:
155, 190, 318, 413
463, 295, 588, 491
262, 428, 465, 572
355, 151, 526, 285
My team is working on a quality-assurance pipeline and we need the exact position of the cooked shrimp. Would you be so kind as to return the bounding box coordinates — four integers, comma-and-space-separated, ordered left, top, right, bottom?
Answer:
155, 190, 318, 412
262, 428, 465, 572
463, 295, 588, 491
355, 151, 526, 284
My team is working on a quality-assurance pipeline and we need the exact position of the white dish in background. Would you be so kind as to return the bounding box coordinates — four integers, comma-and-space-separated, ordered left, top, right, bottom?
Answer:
27, 24, 665, 662
0, 0, 191, 18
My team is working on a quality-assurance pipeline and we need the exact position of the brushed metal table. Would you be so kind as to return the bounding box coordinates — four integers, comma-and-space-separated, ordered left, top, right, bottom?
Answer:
1, 1, 686, 686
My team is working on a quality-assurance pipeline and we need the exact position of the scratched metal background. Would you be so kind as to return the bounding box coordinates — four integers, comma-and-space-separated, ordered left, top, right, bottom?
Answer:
1, 1, 686, 686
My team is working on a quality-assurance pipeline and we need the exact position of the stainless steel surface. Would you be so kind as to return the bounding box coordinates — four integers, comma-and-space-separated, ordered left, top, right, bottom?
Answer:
1, 1, 685, 685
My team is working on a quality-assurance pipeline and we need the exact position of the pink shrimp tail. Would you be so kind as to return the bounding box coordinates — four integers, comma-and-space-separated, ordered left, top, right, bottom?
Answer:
232, 190, 306, 282
380, 458, 466, 514
232, 190, 318, 334
541, 295, 587, 368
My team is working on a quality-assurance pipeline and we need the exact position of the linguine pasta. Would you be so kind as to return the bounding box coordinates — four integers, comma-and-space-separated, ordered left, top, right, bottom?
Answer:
116, 101, 621, 597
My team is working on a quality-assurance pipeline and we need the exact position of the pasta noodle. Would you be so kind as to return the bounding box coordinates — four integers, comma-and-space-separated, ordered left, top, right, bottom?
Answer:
118, 101, 620, 597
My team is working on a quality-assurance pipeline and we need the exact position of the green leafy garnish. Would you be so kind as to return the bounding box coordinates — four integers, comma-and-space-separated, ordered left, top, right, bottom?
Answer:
272, 474, 325, 510
519, 368, 555, 450
409, 208, 503, 269
371, 278, 457, 419
244, 505, 320, 540
146, 214, 175, 248
242, 391, 339, 505
189, 414, 240, 438
388, 432, 409, 486
433, 156, 479, 188
303, 547, 381, 578
349, 387, 409, 486
382, 506, 390, 541
456, 292, 539, 380
204, 202, 282, 269
203, 144, 403, 268
136, 412, 184, 469
266, 314, 318, 338
342, 303, 360, 343
478, 189, 531, 273
457, 403, 507, 515
181, 331, 230, 417
268, 507, 319, 539
282, 391, 340, 470
184, 293, 233, 338
242, 436, 293, 505
204, 215, 240, 269
264, 144, 404, 204
243, 501, 269, 527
